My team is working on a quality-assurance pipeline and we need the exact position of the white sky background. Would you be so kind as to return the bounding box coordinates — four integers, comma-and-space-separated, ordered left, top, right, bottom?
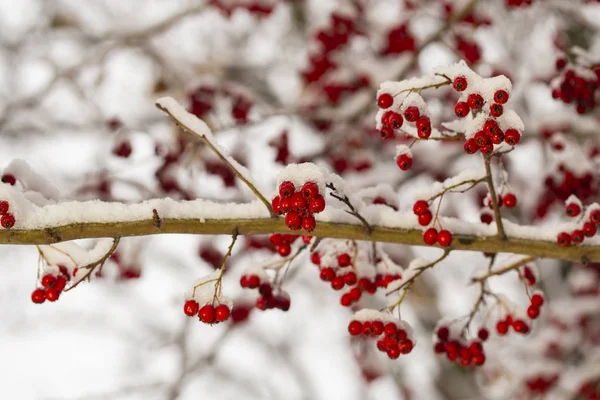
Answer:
0, 0, 598, 399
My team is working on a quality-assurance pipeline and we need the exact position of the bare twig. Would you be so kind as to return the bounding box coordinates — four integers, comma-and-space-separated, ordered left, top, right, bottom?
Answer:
326, 182, 372, 233
483, 155, 507, 240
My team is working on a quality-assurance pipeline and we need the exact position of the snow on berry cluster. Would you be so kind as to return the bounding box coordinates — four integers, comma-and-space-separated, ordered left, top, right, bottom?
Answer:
552, 49, 600, 114
240, 265, 291, 311
311, 240, 403, 307
433, 322, 487, 367
183, 269, 233, 324
348, 309, 415, 360
556, 197, 600, 247
31, 265, 71, 304
272, 163, 327, 232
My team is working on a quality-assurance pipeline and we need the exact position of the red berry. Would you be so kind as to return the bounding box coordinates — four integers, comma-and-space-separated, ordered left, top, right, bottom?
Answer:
113, 141, 132, 158
453, 76, 468, 91
566, 203, 581, 217
418, 211, 432, 226
301, 182, 319, 200
309, 195, 326, 214
503, 193, 517, 208
423, 228, 438, 245
384, 323, 397, 337
504, 129, 521, 146
590, 210, 600, 224
280, 196, 292, 213
437, 326, 449, 341
387, 347, 400, 359
331, 276, 344, 290
311, 252, 321, 265
387, 112, 404, 129
583, 222, 597, 237
41, 274, 57, 288
413, 200, 429, 215
557, 232, 571, 247
198, 305, 216, 323
372, 321, 384, 336
490, 103, 503, 117
480, 212, 493, 224
474, 131, 490, 147
512, 320, 530, 334
455, 101, 470, 117
404, 106, 420, 122
320, 267, 335, 281
279, 181, 295, 198
531, 294, 544, 307
464, 138, 478, 154
483, 119, 500, 136
1, 174, 16, 185
496, 321, 508, 335
494, 90, 509, 104
349, 287, 362, 301
416, 116, 431, 139
55, 275, 67, 292
301, 215, 316, 232
340, 293, 352, 307
31, 288, 46, 304
259, 283, 272, 297
343, 271, 357, 285
478, 328, 489, 341
45, 287, 60, 302
348, 320, 363, 336
247, 275, 261, 288
396, 153, 413, 170
437, 230, 453, 247
0, 200, 9, 215
278, 243, 291, 256
527, 305, 540, 319
467, 93, 484, 109
290, 192, 307, 211
490, 131, 505, 145
571, 230, 584, 244
338, 253, 351, 267
378, 93, 394, 109
1, 213, 15, 229
379, 125, 394, 139
271, 196, 283, 215
184, 299, 200, 316
285, 212, 302, 230
215, 304, 231, 322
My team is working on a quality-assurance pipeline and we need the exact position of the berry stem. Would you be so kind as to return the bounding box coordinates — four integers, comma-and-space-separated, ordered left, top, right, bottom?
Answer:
386, 249, 451, 298
326, 182, 372, 233
64, 238, 121, 292
212, 228, 239, 301
483, 155, 507, 240
426, 177, 486, 203
156, 101, 277, 218
472, 255, 537, 282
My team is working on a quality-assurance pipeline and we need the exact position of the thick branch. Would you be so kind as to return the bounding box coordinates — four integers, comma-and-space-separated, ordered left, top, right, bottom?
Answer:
1, 218, 598, 263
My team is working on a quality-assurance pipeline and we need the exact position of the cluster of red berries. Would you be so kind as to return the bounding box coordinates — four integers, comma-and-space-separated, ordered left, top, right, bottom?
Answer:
272, 181, 325, 232
412, 200, 453, 246
525, 293, 544, 320
183, 299, 231, 324
0, 200, 15, 229
269, 233, 308, 256
381, 23, 416, 55
556, 202, 600, 247
311, 250, 401, 307
377, 93, 431, 141
348, 318, 415, 359
480, 192, 518, 223
505, 0, 534, 7
208, 0, 275, 17
496, 314, 531, 335
578, 381, 600, 400
552, 63, 599, 114
188, 84, 253, 124
524, 374, 559, 396
240, 273, 290, 311
31, 266, 70, 304
433, 326, 487, 366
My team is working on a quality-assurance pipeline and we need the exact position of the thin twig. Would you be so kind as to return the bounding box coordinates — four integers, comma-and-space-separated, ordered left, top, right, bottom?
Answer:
472, 255, 537, 282
483, 155, 507, 240
326, 182, 372, 233
65, 238, 121, 292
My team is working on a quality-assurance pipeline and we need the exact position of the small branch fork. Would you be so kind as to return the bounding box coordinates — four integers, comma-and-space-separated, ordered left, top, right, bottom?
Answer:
472, 255, 537, 283
326, 182, 372, 234
212, 229, 239, 301
155, 101, 276, 218
64, 238, 121, 292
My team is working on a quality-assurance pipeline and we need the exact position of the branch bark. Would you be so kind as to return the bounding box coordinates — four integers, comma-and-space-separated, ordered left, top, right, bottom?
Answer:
2, 218, 598, 263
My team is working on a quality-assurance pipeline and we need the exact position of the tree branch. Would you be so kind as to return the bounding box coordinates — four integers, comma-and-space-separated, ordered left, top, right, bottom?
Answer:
483, 155, 507, 240
2, 218, 598, 263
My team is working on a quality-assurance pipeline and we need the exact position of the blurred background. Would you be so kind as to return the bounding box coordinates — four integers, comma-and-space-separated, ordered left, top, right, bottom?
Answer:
0, 0, 599, 399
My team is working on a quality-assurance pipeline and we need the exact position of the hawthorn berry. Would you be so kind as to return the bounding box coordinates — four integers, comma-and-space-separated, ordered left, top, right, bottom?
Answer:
1, 213, 15, 229
490, 131, 505, 145
55, 275, 67, 291
278, 243, 291, 256
331, 277, 345, 290
504, 129, 521, 145
423, 228, 438, 245
583, 222, 597, 237
455, 101, 470, 117
0, 200, 8, 215
478, 328, 489, 341
380, 125, 394, 139
215, 304, 231, 322
302, 215, 316, 232
531, 294, 544, 307
1, 174, 15, 185
309, 195, 326, 213
377, 93, 394, 108
467, 93, 484, 109
45, 287, 60, 302
503, 193, 517, 208
416, 116, 431, 139
285, 212, 302, 230
512, 320, 530, 334
418, 211, 432, 226
453, 76, 468, 91
31, 288, 46, 304
340, 293, 352, 307
396, 153, 413, 170
437, 326, 449, 341
338, 253, 351, 267
413, 200, 429, 215
490, 103, 503, 117
184, 299, 200, 316
348, 320, 362, 336
403, 106, 420, 122
494, 90, 509, 104
566, 202, 581, 217
320, 267, 335, 281
483, 119, 500, 136
527, 305, 540, 319
591, 210, 600, 224
41, 274, 57, 288
198, 305, 216, 323
301, 182, 319, 200
571, 230, 584, 244
557, 232, 571, 247
290, 192, 307, 210
437, 230, 453, 247
279, 181, 295, 198
464, 138, 478, 154
271, 196, 283, 214
496, 321, 509, 335
343, 271, 357, 285
387, 112, 404, 129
